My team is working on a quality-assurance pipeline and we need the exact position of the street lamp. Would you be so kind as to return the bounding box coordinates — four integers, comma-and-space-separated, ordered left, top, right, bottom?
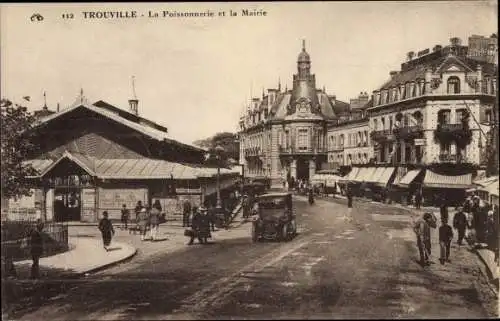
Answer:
214, 145, 225, 210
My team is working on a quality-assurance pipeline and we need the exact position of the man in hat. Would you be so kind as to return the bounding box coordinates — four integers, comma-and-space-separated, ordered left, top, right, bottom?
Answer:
189, 206, 210, 245
453, 206, 468, 246
136, 207, 149, 241
414, 212, 436, 266
29, 219, 44, 279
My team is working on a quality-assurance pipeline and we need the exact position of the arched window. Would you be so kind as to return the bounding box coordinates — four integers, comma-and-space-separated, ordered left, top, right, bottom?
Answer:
403, 114, 410, 127
437, 109, 451, 125
373, 119, 378, 131
381, 117, 386, 130
447, 76, 461, 94
413, 111, 423, 125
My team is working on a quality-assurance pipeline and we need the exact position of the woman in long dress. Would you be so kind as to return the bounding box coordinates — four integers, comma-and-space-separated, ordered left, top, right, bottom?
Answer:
98, 211, 115, 251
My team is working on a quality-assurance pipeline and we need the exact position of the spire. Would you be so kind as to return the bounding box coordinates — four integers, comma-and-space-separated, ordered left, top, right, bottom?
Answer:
43, 91, 47, 109
128, 75, 139, 116
262, 87, 265, 98
80, 88, 84, 104
278, 77, 281, 91
302, 39, 306, 51
131, 75, 137, 100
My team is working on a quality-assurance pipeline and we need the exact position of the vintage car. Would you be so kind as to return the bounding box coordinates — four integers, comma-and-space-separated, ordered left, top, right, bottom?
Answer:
251, 192, 297, 242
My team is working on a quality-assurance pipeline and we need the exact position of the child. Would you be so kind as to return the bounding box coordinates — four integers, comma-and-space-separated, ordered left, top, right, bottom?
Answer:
439, 219, 454, 264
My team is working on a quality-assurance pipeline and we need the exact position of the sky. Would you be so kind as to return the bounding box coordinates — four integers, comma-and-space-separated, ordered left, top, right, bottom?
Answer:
1, 1, 497, 145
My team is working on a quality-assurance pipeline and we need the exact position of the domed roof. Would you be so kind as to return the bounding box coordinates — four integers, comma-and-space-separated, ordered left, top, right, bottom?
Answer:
297, 40, 310, 63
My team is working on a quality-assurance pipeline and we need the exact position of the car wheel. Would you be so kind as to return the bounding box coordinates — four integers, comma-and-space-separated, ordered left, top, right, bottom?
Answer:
251, 224, 258, 243
281, 224, 288, 242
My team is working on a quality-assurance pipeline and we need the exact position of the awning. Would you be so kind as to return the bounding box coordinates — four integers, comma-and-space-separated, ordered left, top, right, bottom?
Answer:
353, 167, 377, 183
339, 167, 361, 183
398, 169, 422, 187
375, 167, 395, 187
473, 176, 499, 188
366, 167, 385, 183
478, 180, 499, 197
423, 170, 473, 189
95, 159, 200, 179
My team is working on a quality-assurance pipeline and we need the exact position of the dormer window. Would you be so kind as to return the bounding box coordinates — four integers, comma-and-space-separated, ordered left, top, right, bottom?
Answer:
447, 76, 461, 94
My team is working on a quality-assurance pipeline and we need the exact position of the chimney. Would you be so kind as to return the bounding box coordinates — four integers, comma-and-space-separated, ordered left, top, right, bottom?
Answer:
389, 71, 399, 78
450, 37, 462, 46
128, 99, 139, 116
407, 51, 415, 61
433, 45, 443, 52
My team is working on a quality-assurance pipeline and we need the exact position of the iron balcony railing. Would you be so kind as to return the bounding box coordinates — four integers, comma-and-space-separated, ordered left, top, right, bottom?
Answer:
279, 145, 327, 155
393, 124, 424, 139
370, 129, 395, 142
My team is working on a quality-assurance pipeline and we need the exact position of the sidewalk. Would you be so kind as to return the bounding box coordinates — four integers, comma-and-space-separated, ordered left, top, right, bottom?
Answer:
13, 237, 137, 279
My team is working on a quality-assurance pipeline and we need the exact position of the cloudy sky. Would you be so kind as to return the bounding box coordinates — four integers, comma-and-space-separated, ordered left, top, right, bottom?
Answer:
1, 1, 497, 145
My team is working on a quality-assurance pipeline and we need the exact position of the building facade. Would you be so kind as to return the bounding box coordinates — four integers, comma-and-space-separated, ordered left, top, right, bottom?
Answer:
238, 42, 350, 187
366, 36, 497, 204
326, 92, 372, 168
3, 93, 239, 222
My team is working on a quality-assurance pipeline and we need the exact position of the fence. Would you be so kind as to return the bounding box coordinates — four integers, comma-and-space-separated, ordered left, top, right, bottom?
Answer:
1, 218, 68, 261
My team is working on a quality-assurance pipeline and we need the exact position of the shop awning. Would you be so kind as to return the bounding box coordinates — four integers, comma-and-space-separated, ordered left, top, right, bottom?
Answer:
473, 176, 499, 188
366, 167, 384, 183
398, 169, 422, 187
478, 180, 499, 197
339, 167, 361, 183
423, 170, 472, 189
353, 167, 377, 183
374, 167, 395, 187
95, 159, 200, 179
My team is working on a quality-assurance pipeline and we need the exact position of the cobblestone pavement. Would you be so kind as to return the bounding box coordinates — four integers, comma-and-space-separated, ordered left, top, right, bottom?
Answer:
3, 197, 498, 320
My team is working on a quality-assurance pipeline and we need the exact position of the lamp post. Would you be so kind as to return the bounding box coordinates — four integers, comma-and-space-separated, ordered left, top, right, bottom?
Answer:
214, 145, 225, 210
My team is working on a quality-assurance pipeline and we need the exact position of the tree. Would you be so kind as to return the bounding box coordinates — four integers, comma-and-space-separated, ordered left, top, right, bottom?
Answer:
1, 99, 39, 199
193, 131, 240, 166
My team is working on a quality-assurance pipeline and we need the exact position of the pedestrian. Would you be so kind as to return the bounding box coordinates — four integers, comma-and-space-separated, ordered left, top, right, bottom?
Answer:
439, 218, 454, 264
136, 207, 149, 241
308, 187, 315, 205
344, 184, 354, 221
121, 204, 130, 230
98, 211, 115, 251
486, 209, 498, 260
413, 212, 436, 266
29, 219, 44, 279
208, 202, 216, 231
453, 206, 468, 246
149, 200, 161, 241
439, 202, 449, 224
415, 188, 422, 210
188, 206, 210, 245
182, 199, 191, 227
134, 200, 143, 221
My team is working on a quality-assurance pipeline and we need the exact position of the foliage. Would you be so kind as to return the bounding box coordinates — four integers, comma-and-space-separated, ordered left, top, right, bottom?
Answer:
193, 131, 240, 166
1, 99, 38, 199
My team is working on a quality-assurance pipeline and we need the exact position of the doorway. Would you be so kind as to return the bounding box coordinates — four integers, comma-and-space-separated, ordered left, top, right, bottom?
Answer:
54, 188, 81, 222
296, 158, 310, 182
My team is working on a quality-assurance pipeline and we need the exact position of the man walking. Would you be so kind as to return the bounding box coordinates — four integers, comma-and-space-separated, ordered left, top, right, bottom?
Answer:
29, 220, 44, 279
414, 212, 436, 267
182, 199, 191, 228
439, 218, 453, 264
149, 200, 161, 241
414, 188, 423, 210
344, 184, 354, 222
121, 204, 130, 230
453, 206, 468, 246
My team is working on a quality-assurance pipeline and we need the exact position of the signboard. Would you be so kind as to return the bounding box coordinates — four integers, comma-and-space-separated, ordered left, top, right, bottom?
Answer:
98, 188, 147, 210
414, 139, 425, 146
81, 188, 96, 208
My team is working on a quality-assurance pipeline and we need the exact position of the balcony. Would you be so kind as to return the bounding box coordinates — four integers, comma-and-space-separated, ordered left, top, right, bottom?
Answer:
393, 124, 424, 139
331, 145, 344, 152
434, 122, 472, 145
244, 147, 262, 158
370, 129, 395, 142
438, 153, 468, 163
279, 145, 327, 155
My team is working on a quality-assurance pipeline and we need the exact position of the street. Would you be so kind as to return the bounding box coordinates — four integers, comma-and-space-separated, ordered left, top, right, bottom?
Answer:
4, 196, 498, 320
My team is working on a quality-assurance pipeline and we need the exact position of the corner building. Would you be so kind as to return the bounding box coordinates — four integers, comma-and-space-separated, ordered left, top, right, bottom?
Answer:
238, 42, 349, 188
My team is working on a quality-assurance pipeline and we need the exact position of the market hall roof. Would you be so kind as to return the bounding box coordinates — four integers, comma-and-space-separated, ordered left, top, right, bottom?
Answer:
24, 152, 239, 180
33, 95, 204, 154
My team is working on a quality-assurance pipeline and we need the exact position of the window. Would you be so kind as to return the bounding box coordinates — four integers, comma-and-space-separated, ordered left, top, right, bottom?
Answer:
447, 76, 461, 94
456, 108, 468, 123
440, 142, 451, 154
373, 119, 378, 131
381, 117, 386, 130
389, 116, 394, 130
403, 114, 410, 127
297, 129, 309, 151
437, 110, 451, 124
485, 110, 492, 123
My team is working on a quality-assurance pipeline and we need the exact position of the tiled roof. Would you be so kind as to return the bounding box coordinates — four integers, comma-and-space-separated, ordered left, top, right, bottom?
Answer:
23, 159, 54, 175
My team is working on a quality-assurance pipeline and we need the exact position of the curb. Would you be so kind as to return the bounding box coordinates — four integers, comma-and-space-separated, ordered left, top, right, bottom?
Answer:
78, 245, 138, 276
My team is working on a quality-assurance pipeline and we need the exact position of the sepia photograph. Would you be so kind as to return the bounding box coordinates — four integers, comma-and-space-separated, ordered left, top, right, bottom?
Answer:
0, 1, 498, 319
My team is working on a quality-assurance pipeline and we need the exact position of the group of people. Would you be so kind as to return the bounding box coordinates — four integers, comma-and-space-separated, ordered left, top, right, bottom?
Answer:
413, 193, 499, 267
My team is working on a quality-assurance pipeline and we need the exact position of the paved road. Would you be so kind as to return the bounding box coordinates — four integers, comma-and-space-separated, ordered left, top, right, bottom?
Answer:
4, 197, 497, 320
